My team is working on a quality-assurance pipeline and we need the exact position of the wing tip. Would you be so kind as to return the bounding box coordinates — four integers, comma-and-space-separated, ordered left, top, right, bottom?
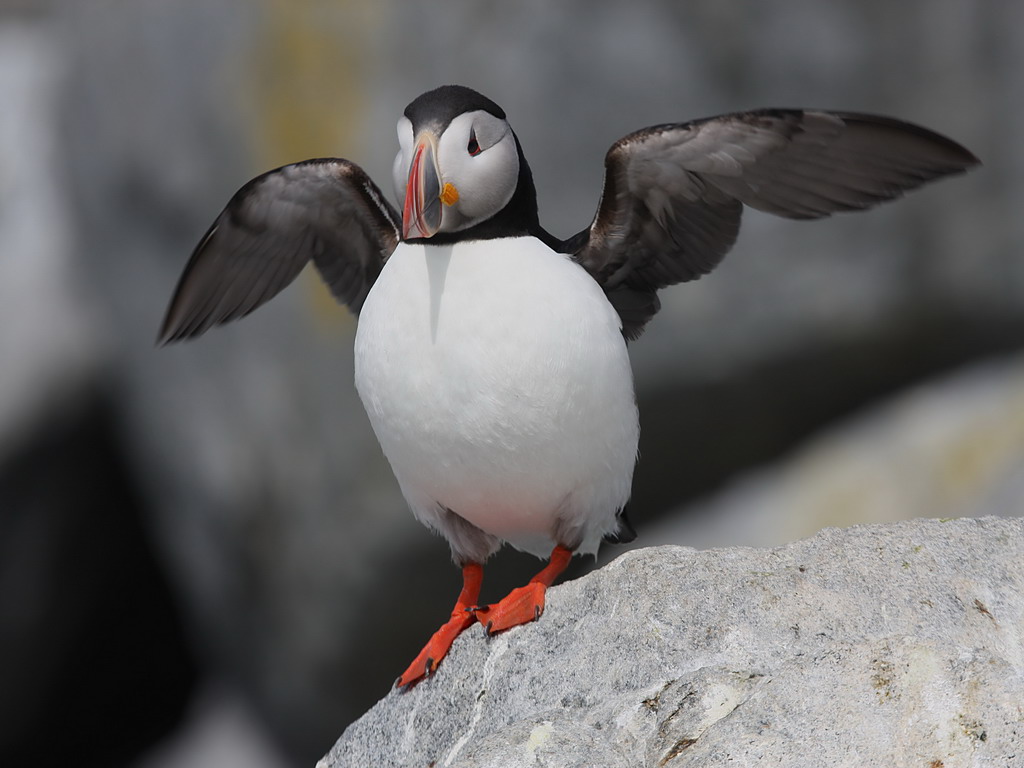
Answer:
925, 139, 981, 176
839, 110, 982, 173
154, 321, 185, 347
155, 313, 198, 347
155, 304, 181, 347
957, 144, 983, 168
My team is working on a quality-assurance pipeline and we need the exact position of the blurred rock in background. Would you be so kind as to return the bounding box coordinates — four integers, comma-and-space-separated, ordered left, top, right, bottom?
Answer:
635, 352, 1024, 552
0, 0, 1019, 766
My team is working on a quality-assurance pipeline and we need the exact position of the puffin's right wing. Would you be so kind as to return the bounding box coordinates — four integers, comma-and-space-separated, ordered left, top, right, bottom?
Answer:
568, 109, 979, 339
158, 158, 400, 344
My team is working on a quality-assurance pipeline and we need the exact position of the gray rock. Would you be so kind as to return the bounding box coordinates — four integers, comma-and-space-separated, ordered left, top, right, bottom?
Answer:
323, 517, 1024, 767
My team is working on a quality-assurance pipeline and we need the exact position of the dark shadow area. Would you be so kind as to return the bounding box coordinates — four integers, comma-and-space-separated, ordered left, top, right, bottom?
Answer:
0, 391, 200, 768
630, 308, 1024, 526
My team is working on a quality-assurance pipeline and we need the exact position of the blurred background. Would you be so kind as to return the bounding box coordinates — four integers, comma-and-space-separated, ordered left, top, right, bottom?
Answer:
1, 0, 1020, 765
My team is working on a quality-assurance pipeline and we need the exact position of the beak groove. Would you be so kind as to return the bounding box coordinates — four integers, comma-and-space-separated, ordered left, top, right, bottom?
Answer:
403, 132, 443, 239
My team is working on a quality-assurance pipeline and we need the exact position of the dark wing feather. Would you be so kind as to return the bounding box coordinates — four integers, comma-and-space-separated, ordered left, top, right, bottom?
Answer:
158, 158, 400, 344
570, 109, 979, 339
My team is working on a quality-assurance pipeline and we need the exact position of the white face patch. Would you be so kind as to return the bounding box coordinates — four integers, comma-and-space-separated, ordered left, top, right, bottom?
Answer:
435, 111, 519, 232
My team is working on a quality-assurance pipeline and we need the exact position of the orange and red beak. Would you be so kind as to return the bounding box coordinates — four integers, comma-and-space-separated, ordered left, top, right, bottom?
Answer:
403, 132, 443, 240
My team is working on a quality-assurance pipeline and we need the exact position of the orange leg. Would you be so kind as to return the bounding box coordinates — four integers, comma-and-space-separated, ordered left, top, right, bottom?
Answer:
396, 562, 483, 688
474, 545, 573, 635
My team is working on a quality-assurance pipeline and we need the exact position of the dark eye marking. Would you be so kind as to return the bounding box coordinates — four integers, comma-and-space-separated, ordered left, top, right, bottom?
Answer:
467, 130, 482, 156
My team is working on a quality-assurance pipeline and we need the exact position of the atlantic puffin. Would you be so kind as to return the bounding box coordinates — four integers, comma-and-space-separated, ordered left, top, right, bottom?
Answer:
159, 85, 978, 687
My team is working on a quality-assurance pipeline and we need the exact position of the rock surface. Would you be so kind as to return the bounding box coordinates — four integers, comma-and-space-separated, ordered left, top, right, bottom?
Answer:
323, 518, 1024, 767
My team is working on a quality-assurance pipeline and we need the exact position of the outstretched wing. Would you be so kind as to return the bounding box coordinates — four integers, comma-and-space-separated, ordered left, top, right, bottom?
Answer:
569, 109, 979, 339
158, 158, 400, 344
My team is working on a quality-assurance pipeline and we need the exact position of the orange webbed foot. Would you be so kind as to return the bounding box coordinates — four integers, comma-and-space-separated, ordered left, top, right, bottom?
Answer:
396, 608, 476, 687
475, 581, 547, 635
395, 562, 482, 689
474, 544, 573, 637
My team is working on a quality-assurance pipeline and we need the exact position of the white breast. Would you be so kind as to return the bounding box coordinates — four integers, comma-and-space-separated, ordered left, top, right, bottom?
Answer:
353, 237, 638, 558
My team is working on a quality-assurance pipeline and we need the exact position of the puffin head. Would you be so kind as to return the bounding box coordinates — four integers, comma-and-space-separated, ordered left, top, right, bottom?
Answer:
393, 85, 539, 242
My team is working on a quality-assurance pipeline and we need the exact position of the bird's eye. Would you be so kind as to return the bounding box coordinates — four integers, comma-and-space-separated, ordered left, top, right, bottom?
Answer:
467, 130, 482, 156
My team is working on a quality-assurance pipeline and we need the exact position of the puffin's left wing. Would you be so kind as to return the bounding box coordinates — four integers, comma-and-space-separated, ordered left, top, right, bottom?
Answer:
159, 158, 400, 344
569, 109, 979, 338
